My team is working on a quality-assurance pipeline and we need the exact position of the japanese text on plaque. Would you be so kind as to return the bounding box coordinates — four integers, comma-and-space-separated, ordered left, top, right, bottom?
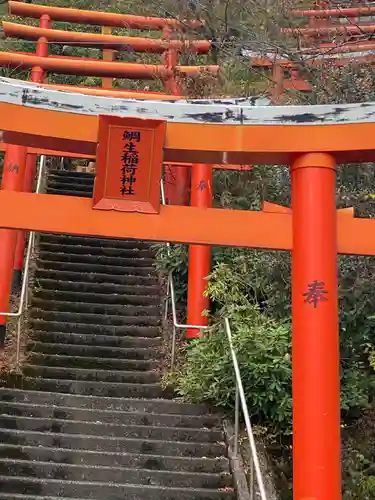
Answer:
121, 130, 141, 196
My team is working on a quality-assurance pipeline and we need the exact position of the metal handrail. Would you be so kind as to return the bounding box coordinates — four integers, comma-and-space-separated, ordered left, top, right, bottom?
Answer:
164, 269, 268, 499
161, 180, 268, 499
160, 181, 268, 500
225, 318, 268, 500
160, 179, 209, 368
0, 154, 46, 370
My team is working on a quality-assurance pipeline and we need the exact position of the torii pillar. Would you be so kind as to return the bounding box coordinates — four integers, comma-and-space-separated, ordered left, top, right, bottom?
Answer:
187, 163, 212, 338
13, 13, 51, 288
0, 145, 27, 344
291, 152, 341, 500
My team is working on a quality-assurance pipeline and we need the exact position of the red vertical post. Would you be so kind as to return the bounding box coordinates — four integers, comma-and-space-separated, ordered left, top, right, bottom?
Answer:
0, 145, 27, 344
187, 163, 212, 339
102, 26, 114, 89
291, 153, 341, 500
163, 164, 190, 206
271, 63, 284, 104
14, 14, 51, 288
13, 155, 37, 288
162, 26, 190, 206
31, 14, 51, 83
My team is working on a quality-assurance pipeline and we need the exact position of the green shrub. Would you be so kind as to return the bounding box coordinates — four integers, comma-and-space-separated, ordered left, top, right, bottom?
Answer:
173, 260, 375, 437
152, 243, 189, 303
176, 305, 293, 432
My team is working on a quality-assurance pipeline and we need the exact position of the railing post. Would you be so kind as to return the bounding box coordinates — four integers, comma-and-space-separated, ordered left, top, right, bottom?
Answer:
14, 13, 51, 289
0, 145, 27, 345
291, 153, 341, 500
187, 163, 212, 339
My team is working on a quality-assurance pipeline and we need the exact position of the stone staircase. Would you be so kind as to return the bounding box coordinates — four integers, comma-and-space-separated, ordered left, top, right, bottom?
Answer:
0, 170, 235, 500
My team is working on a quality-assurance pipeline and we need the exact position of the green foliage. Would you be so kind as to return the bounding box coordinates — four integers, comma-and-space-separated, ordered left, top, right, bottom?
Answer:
341, 363, 374, 414
172, 260, 375, 436
152, 243, 188, 303
176, 305, 293, 432
343, 445, 375, 500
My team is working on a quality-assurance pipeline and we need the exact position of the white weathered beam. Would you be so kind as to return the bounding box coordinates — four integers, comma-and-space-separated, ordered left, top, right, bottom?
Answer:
0, 76, 374, 125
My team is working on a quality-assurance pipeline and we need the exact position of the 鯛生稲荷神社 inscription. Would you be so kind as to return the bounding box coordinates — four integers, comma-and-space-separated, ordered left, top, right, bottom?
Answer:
121, 130, 141, 196
93, 116, 166, 213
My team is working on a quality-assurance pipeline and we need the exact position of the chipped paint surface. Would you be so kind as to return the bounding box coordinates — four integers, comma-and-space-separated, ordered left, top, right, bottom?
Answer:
1, 77, 375, 125
241, 47, 375, 61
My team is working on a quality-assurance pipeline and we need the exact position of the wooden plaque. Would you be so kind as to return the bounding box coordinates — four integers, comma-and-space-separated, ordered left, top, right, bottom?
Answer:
93, 115, 165, 213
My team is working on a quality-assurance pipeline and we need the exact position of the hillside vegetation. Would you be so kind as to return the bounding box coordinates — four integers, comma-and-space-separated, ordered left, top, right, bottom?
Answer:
2, 0, 375, 498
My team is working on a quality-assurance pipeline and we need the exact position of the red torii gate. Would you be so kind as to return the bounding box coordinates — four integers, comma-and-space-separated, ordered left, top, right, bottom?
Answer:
246, 1, 375, 101
0, 0, 227, 339
245, 45, 375, 100
290, 4, 375, 41
3, 76, 375, 500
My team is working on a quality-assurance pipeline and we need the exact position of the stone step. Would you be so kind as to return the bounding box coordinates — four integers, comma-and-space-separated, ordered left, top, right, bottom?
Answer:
48, 173, 94, 185
0, 415, 223, 442
22, 366, 160, 384
29, 310, 161, 327
0, 476, 235, 499
0, 495, 85, 500
49, 170, 94, 178
39, 242, 153, 259
34, 289, 160, 306
39, 234, 151, 250
39, 250, 154, 270
46, 188, 91, 197
5, 378, 169, 399
31, 331, 161, 349
27, 342, 159, 360
47, 180, 93, 192
0, 402, 220, 429
36, 278, 160, 296
0, 459, 231, 489
0, 428, 226, 457
31, 298, 161, 317
28, 354, 158, 371
0, 169, 234, 498
31, 298, 160, 318
35, 268, 158, 286
0, 493, 82, 500
37, 260, 156, 277
39, 251, 155, 268
0, 444, 229, 473
0, 389, 211, 416
29, 319, 160, 338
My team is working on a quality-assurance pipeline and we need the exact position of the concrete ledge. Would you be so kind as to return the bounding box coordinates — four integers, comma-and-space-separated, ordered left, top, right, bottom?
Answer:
223, 419, 251, 500
223, 419, 280, 500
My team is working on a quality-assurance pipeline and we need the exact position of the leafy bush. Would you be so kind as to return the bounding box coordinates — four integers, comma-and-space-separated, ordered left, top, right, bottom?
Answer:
342, 444, 375, 500
173, 259, 375, 436
174, 260, 292, 430
176, 305, 293, 432
152, 243, 189, 303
